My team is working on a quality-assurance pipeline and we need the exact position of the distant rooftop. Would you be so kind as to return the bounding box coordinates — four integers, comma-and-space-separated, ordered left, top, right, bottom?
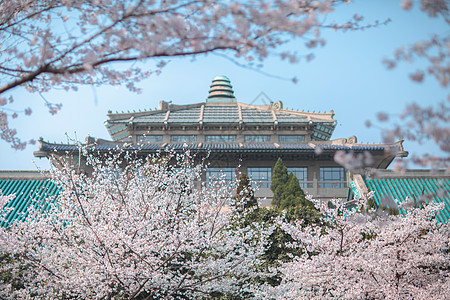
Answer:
365, 176, 450, 224
101, 75, 343, 143
0, 178, 59, 227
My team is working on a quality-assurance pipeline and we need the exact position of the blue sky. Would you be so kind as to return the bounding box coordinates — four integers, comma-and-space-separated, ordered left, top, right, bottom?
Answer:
1, 1, 448, 170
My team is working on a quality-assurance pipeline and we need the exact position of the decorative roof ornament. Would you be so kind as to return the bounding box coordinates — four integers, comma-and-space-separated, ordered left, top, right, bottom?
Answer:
347, 136, 357, 144
206, 75, 236, 102
272, 101, 283, 111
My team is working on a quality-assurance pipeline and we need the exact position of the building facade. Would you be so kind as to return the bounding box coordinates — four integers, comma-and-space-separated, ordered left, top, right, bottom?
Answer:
34, 76, 407, 205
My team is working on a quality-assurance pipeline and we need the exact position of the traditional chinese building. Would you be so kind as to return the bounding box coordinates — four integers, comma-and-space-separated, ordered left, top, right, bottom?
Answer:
34, 76, 407, 205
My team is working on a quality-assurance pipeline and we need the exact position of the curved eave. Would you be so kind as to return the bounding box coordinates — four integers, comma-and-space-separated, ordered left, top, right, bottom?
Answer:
36, 143, 393, 155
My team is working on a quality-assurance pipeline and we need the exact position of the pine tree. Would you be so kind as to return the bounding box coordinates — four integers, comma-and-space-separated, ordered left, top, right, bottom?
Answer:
271, 158, 313, 209
234, 173, 257, 211
271, 158, 289, 208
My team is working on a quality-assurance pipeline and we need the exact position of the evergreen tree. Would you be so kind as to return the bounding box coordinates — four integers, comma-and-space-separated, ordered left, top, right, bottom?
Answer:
271, 158, 289, 208
234, 173, 257, 211
270, 158, 313, 209
239, 206, 323, 286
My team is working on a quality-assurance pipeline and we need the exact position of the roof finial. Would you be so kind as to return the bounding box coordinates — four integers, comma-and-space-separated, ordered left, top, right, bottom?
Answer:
206, 75, 236, 103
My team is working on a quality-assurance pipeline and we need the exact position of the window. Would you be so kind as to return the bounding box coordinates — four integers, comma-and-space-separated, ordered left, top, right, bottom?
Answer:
312, 132, 328, 141
248, 167, 272, 188
320, 167, 345, 188
244, 135, 270, 143
170, 167, 196, 181
315, 124, 333, 134
206, 168, 236, 182
171, 135, 197, 143
99, 167, 122, 181
287, 167, 308, 188
205, 135, 236, 143
137, 135, 163, 143
279, 135, 305, 143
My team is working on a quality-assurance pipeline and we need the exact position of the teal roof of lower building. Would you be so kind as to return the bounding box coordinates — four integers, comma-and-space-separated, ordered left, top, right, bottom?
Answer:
0, 179, 59, 227
364, 177, 450, 223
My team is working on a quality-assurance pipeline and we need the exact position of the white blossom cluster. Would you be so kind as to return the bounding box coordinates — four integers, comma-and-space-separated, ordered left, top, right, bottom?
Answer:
259, 194, 450, 299
371, 98, 450, 171
0, 150, 272, 299
387, 0, 449, 87
1, 151, 449, 299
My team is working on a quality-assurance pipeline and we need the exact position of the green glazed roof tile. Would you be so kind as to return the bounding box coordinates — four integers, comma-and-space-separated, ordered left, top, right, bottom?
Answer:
0, 179, 59, 227
364, 177, 450, 223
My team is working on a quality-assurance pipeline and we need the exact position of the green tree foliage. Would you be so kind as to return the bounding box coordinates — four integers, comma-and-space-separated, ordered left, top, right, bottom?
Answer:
234, 173, 258, 211
270, 158, 313, 209
271, 158, 289, 208
229, 165, 322, 287
240, 206, 323, 286
0, 254, 27, 295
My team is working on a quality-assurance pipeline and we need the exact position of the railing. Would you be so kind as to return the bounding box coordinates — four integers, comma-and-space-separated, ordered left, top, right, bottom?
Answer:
304, 180, 348, 198
318, 181, 347, 189
252, 180, 348, 190
204, 178, 349, 199
252, 181, 271, 188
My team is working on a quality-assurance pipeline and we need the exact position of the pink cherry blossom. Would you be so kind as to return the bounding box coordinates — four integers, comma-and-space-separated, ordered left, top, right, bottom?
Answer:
0, 0, 372, 148
0, 150, 272, 299
258, 193, 450, 299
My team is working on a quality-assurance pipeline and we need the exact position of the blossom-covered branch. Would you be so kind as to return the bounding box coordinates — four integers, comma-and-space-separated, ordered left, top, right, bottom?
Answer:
259, 194, 450, 299
0, 0, 374, 149
0, 150, 272, 299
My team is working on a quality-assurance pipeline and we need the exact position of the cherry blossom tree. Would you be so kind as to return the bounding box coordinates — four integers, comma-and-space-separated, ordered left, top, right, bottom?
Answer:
331, 0, 449, 172
377, 99, 450, 171
369, 0, 449, 170
386, 0, 449, 88
302, 2, 450, 289
0, 150, 272, 299
0, 0, 374, 149
258, 194, 450, 299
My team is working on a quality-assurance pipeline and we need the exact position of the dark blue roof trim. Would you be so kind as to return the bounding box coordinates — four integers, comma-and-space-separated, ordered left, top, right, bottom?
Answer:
318, 145, 387, 151
319, 145, 351, 150
280, 144, 314, 150
351, 146, 388, 151
40, 143, 389, 153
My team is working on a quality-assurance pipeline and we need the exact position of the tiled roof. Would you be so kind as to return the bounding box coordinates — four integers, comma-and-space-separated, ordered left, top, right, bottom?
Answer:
364, 177, 450, 223
279, 144, 314, 150
39, 142, 390, 153
105, 76, 338, 141
48, 144, 79, 151
319, 145, 388, 151
199, 143, 241, 150
168, 107, 201, 123
319, 145, 352, 150
133, 113, 166, 123
108, 104, 335, 125
202, 106, 239, 123
0, 179, 59, 227
241, 108, 273, 123
276, 112, 308, 123
353, 146, 389, 151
